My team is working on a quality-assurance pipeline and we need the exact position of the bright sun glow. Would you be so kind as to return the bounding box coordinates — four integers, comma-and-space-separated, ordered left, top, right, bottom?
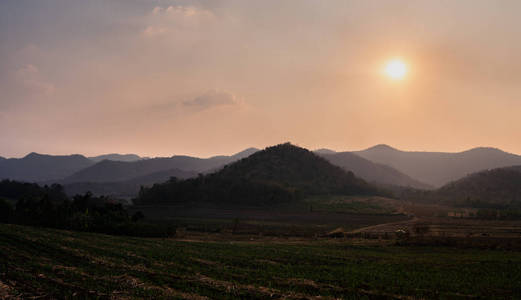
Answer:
384, 59, 407, 80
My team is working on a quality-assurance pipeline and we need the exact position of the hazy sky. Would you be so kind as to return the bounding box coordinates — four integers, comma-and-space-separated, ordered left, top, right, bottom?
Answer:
1, 0, 521, 158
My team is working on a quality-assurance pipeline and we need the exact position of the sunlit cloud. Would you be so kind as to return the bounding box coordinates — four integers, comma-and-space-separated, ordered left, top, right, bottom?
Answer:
142, 25, 168, 37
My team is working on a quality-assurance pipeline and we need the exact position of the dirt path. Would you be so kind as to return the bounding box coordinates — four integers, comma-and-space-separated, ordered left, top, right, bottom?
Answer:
348, 216, 419, 234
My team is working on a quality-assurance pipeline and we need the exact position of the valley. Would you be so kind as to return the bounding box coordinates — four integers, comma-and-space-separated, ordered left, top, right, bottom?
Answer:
4, 3, 521, 298
2, 143, 521, 299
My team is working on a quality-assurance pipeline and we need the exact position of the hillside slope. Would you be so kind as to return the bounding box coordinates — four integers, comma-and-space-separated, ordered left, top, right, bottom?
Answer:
435, 166, 521, 208
319, 151, 431, 189
136, 143, 381, 205
354, 145, 521, 187
217, 144, 375, 195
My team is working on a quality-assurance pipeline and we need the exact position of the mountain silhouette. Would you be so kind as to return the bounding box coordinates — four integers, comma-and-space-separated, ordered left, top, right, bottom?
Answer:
63, 148, 259, 183
0, 153, 94, 182
318, 151, 431, 189
216, 143, 375, 195
88, 153, 143, 163
354, 145, 521, 187
313, 148, 337, 155
136, 143, 381, 205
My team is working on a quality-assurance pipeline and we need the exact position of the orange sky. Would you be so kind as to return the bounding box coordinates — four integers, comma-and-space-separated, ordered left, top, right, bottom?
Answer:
1, 1, 521, 158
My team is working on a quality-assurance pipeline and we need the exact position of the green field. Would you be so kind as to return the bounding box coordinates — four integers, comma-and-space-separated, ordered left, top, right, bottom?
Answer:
1, 224, 521, 299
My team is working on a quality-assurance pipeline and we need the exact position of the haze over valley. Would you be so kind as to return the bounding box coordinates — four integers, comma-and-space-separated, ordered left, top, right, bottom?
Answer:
3, 144, 521, 199
2, 1, 521, 298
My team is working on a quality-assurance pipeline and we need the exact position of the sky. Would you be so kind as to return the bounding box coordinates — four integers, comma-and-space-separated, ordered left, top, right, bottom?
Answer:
1, 0, 521, 158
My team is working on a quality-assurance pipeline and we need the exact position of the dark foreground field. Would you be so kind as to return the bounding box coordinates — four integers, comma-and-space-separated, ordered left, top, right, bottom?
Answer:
1, 224, 521, 299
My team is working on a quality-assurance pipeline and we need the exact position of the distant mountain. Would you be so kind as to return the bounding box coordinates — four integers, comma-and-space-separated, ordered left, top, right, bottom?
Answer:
64, 168, 197, 198
88, 153, 143, 163
433, 166, 521, 208
0, 156, 5, 161
505, 166, 521, 173
63, 148, 259, 183
354, 145, 521, 187
124, 168, 197, 185
136, 143, 382, 205
318, 152, 431, 189
0, 153, 94, 182
313, 148, 337, 155
208, 147, 259, 160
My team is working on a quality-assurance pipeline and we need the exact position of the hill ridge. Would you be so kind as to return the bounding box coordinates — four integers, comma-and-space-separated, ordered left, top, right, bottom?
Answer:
136, 143, 382, 205
355, 145, 521, 187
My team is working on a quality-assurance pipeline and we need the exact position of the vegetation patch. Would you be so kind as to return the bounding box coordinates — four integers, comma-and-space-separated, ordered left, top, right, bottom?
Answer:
1, 224, 521, 299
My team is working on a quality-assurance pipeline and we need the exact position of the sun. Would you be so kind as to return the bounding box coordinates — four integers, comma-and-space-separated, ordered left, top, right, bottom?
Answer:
384, 59, 407, 80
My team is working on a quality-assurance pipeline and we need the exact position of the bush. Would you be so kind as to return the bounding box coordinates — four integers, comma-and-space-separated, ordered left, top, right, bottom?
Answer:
131, 211, 145, 222
0, 198, 13, 223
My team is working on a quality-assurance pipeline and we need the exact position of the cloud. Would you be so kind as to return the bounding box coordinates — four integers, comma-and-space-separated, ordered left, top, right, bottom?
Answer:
142, 25, 168, 37
152, 6, 162, 15
183, 90, 241, 110
157, 5, 214, 19
143, 5, 215, 37
14, 64, 55, 95
16, 64, 39, 76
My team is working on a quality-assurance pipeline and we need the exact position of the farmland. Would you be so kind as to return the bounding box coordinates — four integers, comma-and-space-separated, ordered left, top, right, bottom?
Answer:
1, 223, 521, 299
128, 198, 410, 238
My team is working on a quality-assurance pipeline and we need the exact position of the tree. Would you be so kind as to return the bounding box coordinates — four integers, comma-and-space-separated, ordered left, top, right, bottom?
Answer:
0, 198, 13, 223
131, 211, 145, 222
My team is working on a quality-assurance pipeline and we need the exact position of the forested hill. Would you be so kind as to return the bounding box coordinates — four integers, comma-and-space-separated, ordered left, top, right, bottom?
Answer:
435, 166, 521, 208
354, 145, 521, 187
216, 143, 377, 195
0, 179, 67, 204
135, 143, 382, 205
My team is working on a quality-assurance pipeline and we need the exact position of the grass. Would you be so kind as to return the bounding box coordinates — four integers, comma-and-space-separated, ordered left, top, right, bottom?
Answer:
1, 223, 521, 299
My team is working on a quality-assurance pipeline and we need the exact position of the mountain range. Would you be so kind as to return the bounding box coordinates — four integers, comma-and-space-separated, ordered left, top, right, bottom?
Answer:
88, 154, 144, 163
317, 151, 431, 189
0, 153, 94, 182
2, 144, 521, 199
353, 145, 521, 187
135, 143, 380, 206
62, 148, 258, 184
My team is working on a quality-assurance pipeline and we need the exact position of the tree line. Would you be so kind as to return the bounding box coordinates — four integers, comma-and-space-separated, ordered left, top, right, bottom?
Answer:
0, 180, 174, 237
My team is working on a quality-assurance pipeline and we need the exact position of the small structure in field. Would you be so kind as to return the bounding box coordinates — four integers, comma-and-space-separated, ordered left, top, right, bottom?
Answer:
395, 228, 410, 240
326, 227, 346, 238
448, 210, 471, 218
